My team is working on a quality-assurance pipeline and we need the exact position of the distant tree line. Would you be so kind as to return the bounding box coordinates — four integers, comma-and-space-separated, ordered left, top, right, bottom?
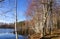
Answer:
0, 23, 14, 28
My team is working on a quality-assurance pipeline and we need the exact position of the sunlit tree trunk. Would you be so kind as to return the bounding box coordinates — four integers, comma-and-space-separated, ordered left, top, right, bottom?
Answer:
25, 0, 60, 38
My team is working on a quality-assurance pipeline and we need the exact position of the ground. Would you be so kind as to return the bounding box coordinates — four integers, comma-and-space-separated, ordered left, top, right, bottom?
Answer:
29, 29, 60, 39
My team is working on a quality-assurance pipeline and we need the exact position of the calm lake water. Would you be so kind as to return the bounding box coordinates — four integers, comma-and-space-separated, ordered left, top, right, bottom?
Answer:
0, 28, 27, 39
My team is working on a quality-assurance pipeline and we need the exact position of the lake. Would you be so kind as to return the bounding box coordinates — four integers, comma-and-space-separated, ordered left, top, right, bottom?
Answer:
0, 28, 27, 39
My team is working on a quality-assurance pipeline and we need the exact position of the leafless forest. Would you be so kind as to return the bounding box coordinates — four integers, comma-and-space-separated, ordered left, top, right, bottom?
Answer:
25, 0, 60, 39
0, 0, 60, 39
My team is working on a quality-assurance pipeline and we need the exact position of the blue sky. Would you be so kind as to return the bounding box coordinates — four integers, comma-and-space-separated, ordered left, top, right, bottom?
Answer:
0, 0, 60, 23
0, 0, 31, 23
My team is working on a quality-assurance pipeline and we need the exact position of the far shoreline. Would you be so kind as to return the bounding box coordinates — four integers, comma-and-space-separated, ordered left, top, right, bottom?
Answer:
0, 27, 14, 29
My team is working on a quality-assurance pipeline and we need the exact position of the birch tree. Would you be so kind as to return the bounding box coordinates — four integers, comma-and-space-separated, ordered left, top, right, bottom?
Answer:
25, 0, 60, 37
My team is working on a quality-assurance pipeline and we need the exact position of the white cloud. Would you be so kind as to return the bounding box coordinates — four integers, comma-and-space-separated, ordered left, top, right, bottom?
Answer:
0, 20, 5, 23
0, 20, 14, 23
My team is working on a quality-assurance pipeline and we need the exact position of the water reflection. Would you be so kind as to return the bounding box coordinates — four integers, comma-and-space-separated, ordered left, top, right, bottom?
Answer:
0, 28, 14, 33
0, 28, 26, 39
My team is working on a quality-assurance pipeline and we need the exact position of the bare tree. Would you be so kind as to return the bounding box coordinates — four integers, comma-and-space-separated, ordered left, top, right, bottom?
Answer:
25, 0, 60, 38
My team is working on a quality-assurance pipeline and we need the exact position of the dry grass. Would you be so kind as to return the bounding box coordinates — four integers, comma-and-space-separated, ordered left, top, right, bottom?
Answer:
29, 29, 60, 39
